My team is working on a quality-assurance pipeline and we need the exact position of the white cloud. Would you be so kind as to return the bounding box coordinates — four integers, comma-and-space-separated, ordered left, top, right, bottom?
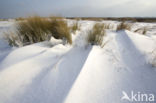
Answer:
0, 0, 156, 18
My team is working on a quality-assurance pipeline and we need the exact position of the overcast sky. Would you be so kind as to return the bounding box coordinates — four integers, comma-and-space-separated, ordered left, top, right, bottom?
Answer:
0, 0, 156, 18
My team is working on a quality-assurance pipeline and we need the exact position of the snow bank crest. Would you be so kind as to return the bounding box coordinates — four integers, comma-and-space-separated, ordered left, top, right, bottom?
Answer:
121, 91, 155, 102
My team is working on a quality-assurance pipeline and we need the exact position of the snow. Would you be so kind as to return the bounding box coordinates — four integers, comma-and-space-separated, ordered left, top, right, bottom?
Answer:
0, 20, 156, 103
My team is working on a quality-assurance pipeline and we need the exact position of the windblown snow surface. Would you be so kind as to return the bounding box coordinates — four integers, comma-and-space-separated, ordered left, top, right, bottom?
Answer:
0, 20, 156, 103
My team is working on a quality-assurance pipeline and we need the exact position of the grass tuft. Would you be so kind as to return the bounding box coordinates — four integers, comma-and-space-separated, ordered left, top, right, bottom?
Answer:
70, 21, 80, 34
103, 23, 114, 30
49, 17, 72, 44
87, 23, 105, 47
4, 31, 22, 47
116, 22, 132, 31
6, 16, 72, 46
16, 16, 51, 45
134, 27, 147, 35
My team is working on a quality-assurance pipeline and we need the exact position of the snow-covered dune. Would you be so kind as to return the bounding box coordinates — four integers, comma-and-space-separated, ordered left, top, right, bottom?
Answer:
0, 20, 156, 103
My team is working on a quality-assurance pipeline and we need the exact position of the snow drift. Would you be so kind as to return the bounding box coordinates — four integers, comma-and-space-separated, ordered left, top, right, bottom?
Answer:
0, 20, 156, 103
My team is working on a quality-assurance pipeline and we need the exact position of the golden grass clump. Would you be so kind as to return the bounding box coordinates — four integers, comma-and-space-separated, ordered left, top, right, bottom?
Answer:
116, 22, 132, 31
8, 16, 72, 46
16, 16, 51, 44
103, 23, 114, 30
70, 21, 80, 34
87, 23, 106, 47
49, 17, 72, 44
4, 31, 22, 47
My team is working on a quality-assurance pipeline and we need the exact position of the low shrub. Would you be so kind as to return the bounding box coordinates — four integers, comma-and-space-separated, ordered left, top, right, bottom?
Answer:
87, 23, 105, 47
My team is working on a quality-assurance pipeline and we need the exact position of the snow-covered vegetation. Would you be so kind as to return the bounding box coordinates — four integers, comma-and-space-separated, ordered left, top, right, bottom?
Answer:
0, 18, 156, 103
87, 23, 106, 47
70, 20, 80, 34
5, 16, 72, 46
116, 22, 132, 31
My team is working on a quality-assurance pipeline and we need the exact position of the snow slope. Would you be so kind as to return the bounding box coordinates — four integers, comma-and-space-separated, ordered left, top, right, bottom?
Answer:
0, 20, 156, 103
